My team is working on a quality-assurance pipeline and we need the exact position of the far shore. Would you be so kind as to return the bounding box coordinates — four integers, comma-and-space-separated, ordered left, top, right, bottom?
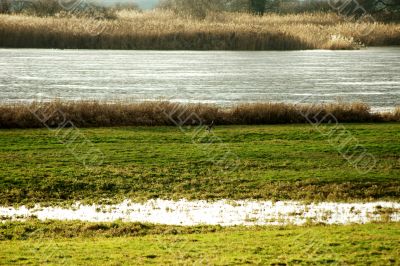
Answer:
1, 11, 399, 50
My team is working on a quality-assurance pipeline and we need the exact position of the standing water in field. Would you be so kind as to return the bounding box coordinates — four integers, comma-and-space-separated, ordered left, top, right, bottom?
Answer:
0, 47, 399, 111
1, 200, 400, 226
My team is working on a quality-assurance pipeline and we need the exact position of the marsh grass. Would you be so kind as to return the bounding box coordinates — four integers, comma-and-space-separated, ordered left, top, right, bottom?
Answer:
0, 101, 397, 129
0, 11, 399, 50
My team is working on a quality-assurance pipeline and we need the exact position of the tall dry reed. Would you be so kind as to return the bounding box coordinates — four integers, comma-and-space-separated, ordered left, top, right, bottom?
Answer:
0, 11, 399, 50
0, 101, 398, 129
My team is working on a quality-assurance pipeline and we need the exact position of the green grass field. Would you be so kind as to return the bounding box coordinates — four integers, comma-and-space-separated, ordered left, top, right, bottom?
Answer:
1, 123, 399, 265
0, 123, 399, 205
0, 221, 399, 265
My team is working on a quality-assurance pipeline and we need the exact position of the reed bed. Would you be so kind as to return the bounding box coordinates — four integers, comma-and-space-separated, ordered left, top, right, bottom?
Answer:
0, 10, 399, 50
0, 101, 398, 129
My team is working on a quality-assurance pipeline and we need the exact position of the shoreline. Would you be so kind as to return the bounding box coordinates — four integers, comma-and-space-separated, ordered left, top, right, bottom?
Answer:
1, 101, 399, 129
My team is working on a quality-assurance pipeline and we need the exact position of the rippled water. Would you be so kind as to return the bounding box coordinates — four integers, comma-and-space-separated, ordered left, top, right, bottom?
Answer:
1, 47, 399, 111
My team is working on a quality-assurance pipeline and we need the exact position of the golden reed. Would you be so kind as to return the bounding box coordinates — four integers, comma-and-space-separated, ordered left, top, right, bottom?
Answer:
0, 11, 399, 50
0, 101, 398, 128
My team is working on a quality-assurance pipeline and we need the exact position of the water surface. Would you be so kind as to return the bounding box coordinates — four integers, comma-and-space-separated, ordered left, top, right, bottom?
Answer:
1, 199, 399, 226
1, 48, 399, 111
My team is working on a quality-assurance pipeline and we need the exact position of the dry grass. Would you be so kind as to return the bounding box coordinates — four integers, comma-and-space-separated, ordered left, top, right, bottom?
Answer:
394, 106, 400, 119
0, 101, 398, 129
0, 10, 399, 50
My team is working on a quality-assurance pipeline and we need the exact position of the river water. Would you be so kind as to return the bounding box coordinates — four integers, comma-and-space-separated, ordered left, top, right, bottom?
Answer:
1, 47, 399, 111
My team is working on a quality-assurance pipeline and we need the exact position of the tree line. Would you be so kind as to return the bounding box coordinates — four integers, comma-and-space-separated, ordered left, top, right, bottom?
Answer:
1, 0, 399, 20
158, 0, 399, 18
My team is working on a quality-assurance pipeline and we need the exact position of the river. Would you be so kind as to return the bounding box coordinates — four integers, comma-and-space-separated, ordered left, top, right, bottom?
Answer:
1, 47, 399, 111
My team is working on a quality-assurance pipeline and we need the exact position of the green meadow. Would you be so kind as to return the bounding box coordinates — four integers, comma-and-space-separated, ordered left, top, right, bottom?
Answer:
1, 123, 399, 265
0, 221, 399, 265
1, 123, 399, 206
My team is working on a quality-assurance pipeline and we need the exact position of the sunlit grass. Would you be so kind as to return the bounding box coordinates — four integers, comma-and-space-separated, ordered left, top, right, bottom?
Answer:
1, 221, 399, 265
0, 123, 399, 205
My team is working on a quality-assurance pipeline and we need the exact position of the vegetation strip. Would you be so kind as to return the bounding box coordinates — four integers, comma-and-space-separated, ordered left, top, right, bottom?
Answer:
1, 11, 400, 50
0, 222, 399, 264
1, 101, 399, 128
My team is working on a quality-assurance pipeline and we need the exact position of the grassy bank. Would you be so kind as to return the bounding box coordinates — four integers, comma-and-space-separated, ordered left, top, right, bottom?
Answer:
0, 221, 399, 265
0, 11, 399, 50
0, 124, 399, 205
1, 101, 399, 129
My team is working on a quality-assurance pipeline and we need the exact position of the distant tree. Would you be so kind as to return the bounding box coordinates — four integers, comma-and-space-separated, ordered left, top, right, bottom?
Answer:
265, 0, 282, 13
333, 0, 400, 14
268, 0, 331, 14
224, 0, 249, 11
158, 0, 399, 17
0, 0, 10, 13
249, 0, 267, 14
113, 3, 141, 11
158, 0, 226, 18
329, 0, 399, 20
372, 0, 400, 12
24, 0, 64, 16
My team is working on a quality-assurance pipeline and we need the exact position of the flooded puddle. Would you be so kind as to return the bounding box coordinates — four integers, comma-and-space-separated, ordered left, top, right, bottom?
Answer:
1, 199, 399, 226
